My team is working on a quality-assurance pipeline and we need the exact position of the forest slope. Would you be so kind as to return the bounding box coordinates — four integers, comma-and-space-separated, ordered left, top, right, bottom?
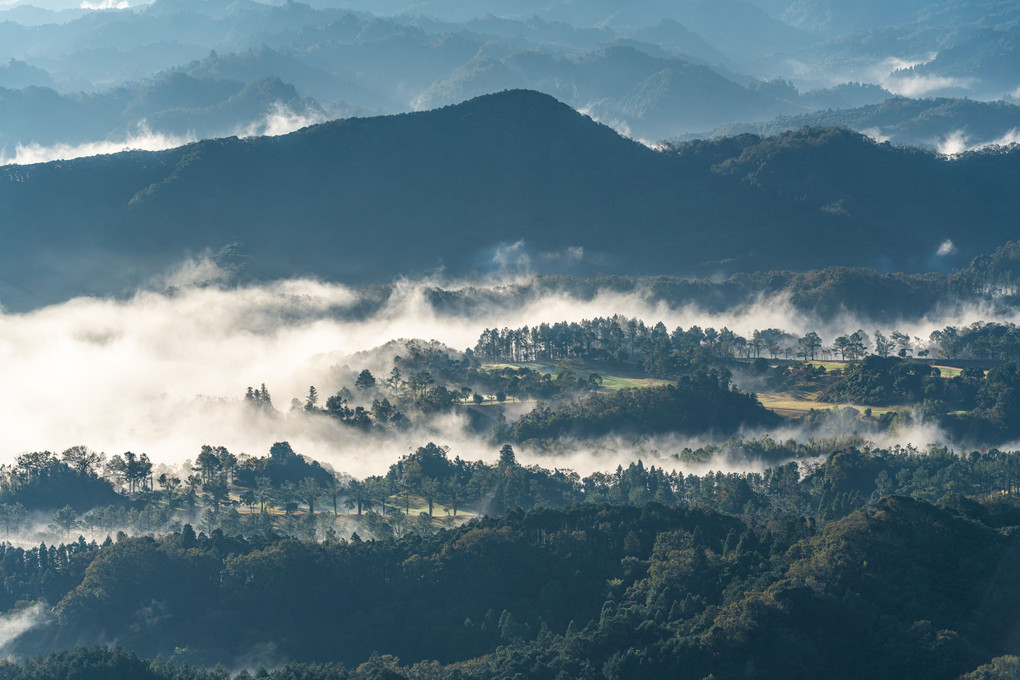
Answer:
2, 90, 1020, 308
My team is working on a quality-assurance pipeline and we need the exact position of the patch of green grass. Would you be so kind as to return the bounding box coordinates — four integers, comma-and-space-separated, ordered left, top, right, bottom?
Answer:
757, 389, 906, 417
481, 360, 669, 391
806, 360, 849, 372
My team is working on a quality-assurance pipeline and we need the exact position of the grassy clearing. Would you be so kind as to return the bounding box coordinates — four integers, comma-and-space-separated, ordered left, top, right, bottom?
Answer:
482, 360, 670, 391
932, 364, 964, 378
595, 375, 671, 390
805, 360, 849, 372
806, 360, 969, 379
756, 389, 907, 418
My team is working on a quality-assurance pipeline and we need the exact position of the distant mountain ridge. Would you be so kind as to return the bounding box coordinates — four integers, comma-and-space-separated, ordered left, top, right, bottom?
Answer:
0, 0, 897, 148
699, 97, 1020, 151
0, 74, 331, 154
2, 90, 1019, 309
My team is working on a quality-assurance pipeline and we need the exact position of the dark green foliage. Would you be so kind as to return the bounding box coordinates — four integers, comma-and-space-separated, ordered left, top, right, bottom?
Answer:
233, 442, 334, 488
821, 355, 944, 405
511, 369, 781, 441
0, 452, 122, 512
815, 355, 1020, 443
0, 645, 367, 679
39, 504, 739, 667
0, 538, 99, 609
0, 646, 164, 680
930, 321, 1020, 361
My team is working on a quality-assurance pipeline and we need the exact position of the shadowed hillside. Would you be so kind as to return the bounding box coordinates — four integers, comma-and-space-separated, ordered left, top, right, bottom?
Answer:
2, 89, 1020, 309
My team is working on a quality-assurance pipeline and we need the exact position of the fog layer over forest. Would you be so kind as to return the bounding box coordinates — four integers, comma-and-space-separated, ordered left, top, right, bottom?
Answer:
0, 256, 1014, 475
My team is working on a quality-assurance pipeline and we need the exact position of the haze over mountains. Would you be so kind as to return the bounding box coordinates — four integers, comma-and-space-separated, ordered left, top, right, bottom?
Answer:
2, 89, 1018, 310
1, 0, 1019, 156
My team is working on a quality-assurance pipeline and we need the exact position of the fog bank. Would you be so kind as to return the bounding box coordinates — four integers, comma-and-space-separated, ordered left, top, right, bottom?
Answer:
1, 259, 1015, 476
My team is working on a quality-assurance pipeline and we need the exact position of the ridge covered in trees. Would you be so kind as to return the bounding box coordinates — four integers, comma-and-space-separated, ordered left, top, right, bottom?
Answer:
3, 91, 1020, 308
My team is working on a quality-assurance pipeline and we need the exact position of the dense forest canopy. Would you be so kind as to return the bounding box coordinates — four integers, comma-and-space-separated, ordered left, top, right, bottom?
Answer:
3, 439, 1020, 679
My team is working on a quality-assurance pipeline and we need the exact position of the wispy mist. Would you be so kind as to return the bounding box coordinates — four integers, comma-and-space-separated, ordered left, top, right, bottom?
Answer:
0, 104, 328, 166
0, 128, 195, 166
0, 257, 1016, 476
0, 603, 49, 655
781, 53, 973, 99
236, 103, 328, 139
936, 128, 1020, 156
79, 0, 129, 8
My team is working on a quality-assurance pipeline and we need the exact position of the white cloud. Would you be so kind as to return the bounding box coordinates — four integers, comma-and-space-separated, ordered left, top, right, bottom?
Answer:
0, 106, 329, 167
0, 261, 1017, 477
0, 128, 195, 166
0, 604, 48, 654
80, 0, 129, 8
235, 103, 327, 138
883, 74, 974, 97
871, 55, 974, 97
860, 127, 890, 144
936, 128, 1020, 156
936, 130, 970, 156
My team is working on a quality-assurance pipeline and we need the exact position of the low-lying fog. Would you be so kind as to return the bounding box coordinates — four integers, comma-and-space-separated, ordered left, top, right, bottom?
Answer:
0, 257, 1014, 477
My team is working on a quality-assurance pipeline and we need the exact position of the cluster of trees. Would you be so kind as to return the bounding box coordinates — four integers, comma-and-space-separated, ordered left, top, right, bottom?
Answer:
473, 317, 933, 377
271, 339, 618, 435
228, 318, 1020, 457
821, 356, 955, 406
0, 449, 123, 512
510, 369, 781, 442
819, 357, 1020, 441
0, 538, 100, 609
474, 315, 1020, 372
955, 240, 1020, 298
244, 384, 273, 409
379, 443, 579, 519
476, 318, 743, 370
929, 322, 1020, 361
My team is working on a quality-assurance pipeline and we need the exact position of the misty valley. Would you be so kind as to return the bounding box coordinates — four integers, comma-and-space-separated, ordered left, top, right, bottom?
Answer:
1, 257, 1020, 679
5, 0, 1020, 677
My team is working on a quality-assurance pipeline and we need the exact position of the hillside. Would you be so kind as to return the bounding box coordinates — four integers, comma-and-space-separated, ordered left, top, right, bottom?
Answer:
2, 90, 1020, 309
9, 490, 1020, 679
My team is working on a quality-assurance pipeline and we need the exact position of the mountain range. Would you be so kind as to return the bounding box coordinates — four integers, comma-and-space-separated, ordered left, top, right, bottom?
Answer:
2, 89, 1019, 309
3, 0, 1020, 154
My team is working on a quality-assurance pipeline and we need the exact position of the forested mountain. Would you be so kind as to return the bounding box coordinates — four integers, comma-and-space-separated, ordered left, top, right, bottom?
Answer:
1, 90, 1018, 309
410, 46, 812, 139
